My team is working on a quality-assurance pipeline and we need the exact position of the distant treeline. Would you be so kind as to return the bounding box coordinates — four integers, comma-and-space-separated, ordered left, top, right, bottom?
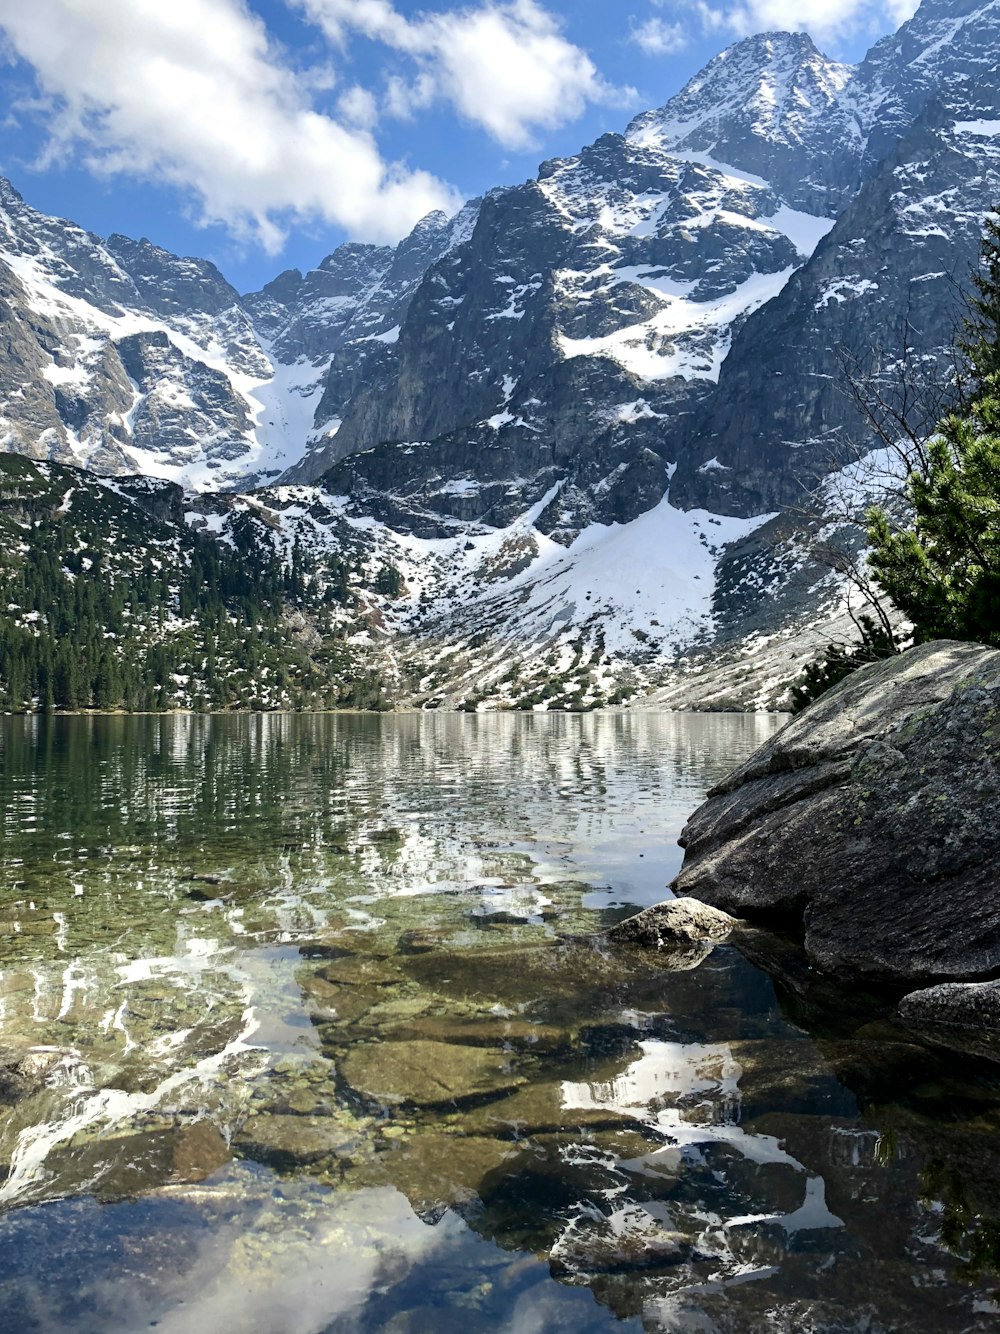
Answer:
0, 461, 402, 713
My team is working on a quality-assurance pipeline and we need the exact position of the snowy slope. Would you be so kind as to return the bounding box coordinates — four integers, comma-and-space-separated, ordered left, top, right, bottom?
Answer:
0, 180, 478, 490
211, 478, 777, 710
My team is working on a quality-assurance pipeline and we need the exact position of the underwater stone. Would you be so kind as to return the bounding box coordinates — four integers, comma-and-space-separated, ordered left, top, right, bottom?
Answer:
340, 1039, 524, 1107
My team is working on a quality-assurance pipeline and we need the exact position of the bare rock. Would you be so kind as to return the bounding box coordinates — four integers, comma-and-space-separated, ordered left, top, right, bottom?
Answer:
675, 641, 1000, 983
898, 980, 1000, 1061
608, 897, 737, 949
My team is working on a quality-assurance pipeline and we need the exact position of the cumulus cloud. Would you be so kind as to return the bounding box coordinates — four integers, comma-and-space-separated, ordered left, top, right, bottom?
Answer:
337, 84, 380, 130
727, 0, 917, 39
628, 16, 689, 56
0, 0, 460, 251
693, 0, 919, 43
643, 0, 920, 51
295, 0, 636, 151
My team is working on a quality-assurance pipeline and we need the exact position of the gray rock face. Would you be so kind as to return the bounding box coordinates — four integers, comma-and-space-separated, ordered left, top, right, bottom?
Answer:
673, 2, 1000, 514
850, 0, 1000, 174
898, 979, 1000, 1060
254, 202, 481, 481
674, 641, 1000, 983
117, 330, 255, 469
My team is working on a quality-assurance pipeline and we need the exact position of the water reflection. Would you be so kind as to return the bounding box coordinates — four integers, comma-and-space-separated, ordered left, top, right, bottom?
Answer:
0, 713, 998, 1332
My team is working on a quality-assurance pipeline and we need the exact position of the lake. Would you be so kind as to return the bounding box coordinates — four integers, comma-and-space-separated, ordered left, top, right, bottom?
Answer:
0, 713, 998, 1333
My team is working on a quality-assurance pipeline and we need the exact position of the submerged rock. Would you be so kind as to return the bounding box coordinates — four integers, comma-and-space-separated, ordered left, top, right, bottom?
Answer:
609, 898, 737, 950
462, 1077, 643, 1140
353, 1132, 520, 1215
340, 1039, 524, 1107
0, 1045, 73, 1106
674, 641, 1000, 984
45, 1120, 230, 1200
380, 1015, 570, 1054
235, 1113, 361, 1169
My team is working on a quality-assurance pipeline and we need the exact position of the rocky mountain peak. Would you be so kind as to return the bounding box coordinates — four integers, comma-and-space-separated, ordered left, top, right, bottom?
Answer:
316, 240, 394, 281
627, 30, 850, 143
406, 209, 451, 239
849, 0, 1000, 167
626, 30, 856, 214
104, 233, 242, 319
0, 176, 24, 207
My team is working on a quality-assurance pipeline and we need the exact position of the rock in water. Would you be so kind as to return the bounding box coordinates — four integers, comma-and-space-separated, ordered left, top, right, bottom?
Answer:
340, 1039, 524, 1107
609, 898, 737, 949
674, 640, 1000, 984
898, 980, 1000, 1061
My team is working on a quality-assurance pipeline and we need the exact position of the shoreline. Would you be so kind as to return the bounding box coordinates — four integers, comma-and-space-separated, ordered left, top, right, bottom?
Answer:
0, 704, 791, 719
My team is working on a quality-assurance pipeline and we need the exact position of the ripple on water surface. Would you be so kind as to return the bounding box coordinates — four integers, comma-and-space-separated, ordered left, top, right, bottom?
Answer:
0, 713, 999, 1333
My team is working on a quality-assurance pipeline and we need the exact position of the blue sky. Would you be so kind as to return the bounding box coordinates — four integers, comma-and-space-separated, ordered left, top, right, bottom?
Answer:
0, 0, 916, 294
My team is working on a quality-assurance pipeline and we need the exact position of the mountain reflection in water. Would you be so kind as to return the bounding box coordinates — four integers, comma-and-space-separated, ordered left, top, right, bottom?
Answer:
0, 713, 998, 1333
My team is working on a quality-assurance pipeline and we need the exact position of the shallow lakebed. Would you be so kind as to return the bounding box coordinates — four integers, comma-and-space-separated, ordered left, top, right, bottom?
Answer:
1, 712, 999, 1333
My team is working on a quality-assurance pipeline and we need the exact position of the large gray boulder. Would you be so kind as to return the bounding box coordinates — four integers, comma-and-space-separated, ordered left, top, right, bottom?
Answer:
674, 640, 1000, 983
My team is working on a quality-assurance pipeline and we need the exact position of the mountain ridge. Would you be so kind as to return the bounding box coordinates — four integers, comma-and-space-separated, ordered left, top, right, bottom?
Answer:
0, 0, 998, 711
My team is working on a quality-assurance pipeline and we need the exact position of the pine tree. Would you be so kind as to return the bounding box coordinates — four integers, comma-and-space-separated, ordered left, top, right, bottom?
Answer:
958, 211, 1000, 402
867, 209, 1000, 647
790, 616, 898, 713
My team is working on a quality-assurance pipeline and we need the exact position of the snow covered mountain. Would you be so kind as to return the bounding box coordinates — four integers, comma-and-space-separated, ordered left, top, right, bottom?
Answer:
671, 0, 1000, 514
0, 181, 478, 489
293, 0, 1000, 547
625, 32, 857, 215
0, 0, 998, 708
300, 31, 854, 540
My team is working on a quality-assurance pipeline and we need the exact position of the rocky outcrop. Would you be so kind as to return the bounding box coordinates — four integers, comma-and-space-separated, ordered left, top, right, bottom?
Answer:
898, 979, 1000, 1060
673, 640, 1000, 984
670, 80, 1000, 515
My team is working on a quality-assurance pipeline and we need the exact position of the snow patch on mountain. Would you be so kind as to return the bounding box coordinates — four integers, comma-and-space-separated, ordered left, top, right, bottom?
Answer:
558, 266, 797, 383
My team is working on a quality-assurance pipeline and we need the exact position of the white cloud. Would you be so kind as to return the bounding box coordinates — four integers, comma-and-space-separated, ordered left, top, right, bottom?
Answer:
628, 16, 689, 56
337, 84, 379, 130
0, 0, 461, 251
296, 0, 636, 151
645, 0, 920, 48
706, 0, 919, 43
